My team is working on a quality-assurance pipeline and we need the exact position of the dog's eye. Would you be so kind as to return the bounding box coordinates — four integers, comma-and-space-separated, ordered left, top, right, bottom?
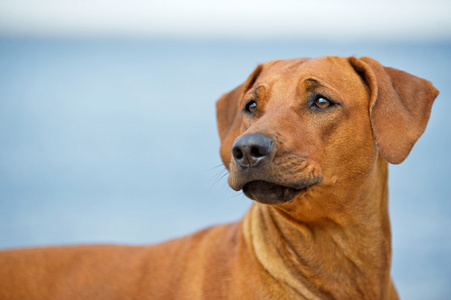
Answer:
314, 96, 332, 109
244, 100, 257, 114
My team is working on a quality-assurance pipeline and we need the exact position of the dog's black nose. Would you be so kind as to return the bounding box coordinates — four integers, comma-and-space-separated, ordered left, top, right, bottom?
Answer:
232, 134, 274, 167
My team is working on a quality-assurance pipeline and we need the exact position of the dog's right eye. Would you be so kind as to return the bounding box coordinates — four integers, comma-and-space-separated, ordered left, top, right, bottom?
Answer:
311, 95, 336, 111
244, 100, 257, 114
315, 97, 332, 109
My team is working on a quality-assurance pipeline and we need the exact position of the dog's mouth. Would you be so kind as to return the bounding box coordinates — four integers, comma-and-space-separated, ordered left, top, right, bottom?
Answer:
229, 152, 323, 205
242, 180, 313, 205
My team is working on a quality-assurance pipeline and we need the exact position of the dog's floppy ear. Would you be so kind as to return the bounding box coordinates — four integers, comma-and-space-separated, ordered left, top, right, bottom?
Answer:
349, 56, 439, 164
216, 64, 263, 169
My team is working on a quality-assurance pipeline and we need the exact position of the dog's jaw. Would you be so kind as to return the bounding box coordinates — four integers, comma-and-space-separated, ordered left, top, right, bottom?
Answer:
242, 180, 313, 205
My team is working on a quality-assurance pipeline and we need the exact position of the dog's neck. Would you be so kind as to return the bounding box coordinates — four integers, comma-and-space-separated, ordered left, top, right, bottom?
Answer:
242, 157, 395, 299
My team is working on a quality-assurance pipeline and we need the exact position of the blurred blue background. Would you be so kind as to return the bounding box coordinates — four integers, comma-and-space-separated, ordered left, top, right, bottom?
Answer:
0, 1, 450, 299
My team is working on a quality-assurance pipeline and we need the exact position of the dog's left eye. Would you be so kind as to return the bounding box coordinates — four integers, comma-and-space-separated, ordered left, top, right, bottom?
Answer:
313, 96, 333, 110
244, 100, 257, 114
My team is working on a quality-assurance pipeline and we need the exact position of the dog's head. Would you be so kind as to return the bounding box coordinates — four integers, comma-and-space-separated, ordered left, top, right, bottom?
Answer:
216, 56, 438, 216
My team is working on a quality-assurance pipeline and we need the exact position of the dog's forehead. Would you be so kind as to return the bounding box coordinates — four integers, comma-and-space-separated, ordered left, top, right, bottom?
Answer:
259, 56, 359, 89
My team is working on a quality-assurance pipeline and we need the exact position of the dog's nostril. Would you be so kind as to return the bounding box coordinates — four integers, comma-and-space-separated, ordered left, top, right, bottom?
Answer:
251, 146, 264, 158
233, 148, 244, 160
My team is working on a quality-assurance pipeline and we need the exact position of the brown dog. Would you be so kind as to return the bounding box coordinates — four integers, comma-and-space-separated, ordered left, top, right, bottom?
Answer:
0, 56, 438, 299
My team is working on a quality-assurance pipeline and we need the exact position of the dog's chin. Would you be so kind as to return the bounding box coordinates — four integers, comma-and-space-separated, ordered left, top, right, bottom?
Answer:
242, 180, 309, 205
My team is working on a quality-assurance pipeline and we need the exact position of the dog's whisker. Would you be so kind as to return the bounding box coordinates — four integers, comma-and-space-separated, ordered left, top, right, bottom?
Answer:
212, 173, 229, 187
211, 168, 229, 184
231, 191, 245, 199
208, 163, 228, 171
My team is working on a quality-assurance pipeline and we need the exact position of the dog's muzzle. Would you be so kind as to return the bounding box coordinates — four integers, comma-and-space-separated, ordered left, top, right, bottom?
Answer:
230, 134, 321, 205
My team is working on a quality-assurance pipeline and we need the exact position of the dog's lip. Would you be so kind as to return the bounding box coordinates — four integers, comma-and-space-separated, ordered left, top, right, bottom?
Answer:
242, 180, 313, 205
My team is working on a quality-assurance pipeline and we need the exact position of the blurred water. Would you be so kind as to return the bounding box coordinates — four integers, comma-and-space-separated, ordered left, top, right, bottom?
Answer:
0, 38, 450, 299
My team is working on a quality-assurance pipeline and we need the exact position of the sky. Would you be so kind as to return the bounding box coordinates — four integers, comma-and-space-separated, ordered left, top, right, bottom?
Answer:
0, 0, 450, 41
